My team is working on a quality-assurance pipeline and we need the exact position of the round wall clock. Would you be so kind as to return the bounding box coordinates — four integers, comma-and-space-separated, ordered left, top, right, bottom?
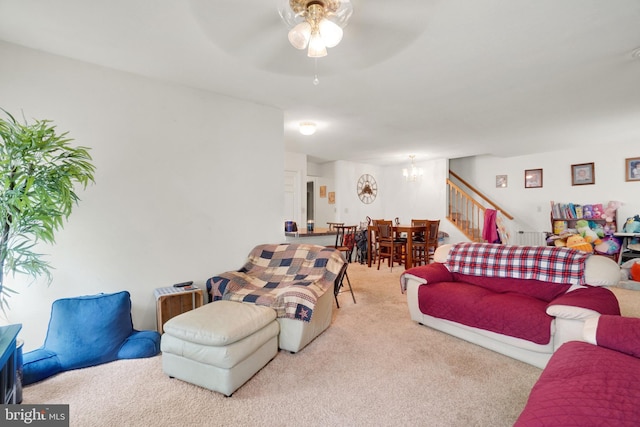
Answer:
357, 174, 377, 204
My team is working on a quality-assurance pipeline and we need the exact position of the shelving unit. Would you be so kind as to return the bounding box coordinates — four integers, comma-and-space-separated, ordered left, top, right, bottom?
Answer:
549, 201, 619, 260
550, 201, 616, 235
614, 233, 640, 265
551, 216, 612, 235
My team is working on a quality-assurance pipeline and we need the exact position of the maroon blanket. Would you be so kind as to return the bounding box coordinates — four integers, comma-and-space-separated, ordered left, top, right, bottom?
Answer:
515, 341, 640, 426
417, 281, 553, 344
405, 263, 619, 344
547, 287, 620, 316
595, 315, 640, 358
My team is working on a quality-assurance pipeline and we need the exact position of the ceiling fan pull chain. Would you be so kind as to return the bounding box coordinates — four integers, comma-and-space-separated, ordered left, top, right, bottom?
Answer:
313, 58, 320, 85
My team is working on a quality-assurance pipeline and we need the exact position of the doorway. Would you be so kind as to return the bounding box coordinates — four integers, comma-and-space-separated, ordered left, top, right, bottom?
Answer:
306, 181, 314, 222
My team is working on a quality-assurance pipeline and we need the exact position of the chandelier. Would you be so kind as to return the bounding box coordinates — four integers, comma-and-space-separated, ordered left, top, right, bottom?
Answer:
403, 155, 424, 182
278, 0, 353, 58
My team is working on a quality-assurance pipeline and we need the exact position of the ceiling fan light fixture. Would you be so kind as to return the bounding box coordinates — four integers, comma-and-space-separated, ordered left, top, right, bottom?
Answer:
319, 19, 343, 48
279, 0, 353, 57
288, 21, 311, 49
299, 121, 317, 135
307, 32, 327, 57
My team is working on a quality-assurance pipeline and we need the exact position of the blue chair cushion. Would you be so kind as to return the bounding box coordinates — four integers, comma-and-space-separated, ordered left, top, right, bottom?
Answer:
22, 349, 62, 385
23, 291, 160, 385
118, 330, 161, 359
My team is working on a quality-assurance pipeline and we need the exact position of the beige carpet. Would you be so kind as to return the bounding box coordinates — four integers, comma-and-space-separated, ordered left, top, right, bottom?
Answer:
24, 263, 558, 426
610, 286, 640, 317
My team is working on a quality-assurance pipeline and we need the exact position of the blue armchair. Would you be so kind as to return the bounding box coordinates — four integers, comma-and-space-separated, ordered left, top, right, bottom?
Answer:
23, 291, 160, 385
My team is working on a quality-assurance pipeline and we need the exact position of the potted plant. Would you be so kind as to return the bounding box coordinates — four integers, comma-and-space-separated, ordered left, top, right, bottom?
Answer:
0, 109, 95, 313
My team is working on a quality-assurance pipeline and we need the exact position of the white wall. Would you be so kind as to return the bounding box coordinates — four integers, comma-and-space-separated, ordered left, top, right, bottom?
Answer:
0, 41, 284, 350
333, 160, 384, 225
307, 161, 336, 229
284, 151, 307, 228
320, 157, 466, 243
381, 158, 448, 221
451, 147, 640, 233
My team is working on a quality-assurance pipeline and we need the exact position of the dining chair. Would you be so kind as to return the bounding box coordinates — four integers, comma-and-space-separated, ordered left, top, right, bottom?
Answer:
410, 219, 429, 266
376, 221, 404, 270
368, 219, 385, 267
331, 225, 357, 263
425, 220, 441, 263
354, 227, 368, 264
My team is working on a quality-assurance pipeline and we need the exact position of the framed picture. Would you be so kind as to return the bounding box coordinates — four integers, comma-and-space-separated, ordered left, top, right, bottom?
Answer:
524, 169, 543, 188
496, 175, 507, 188
319, 185, 327, 198
571, 162, 595, 186
328, 191, 335, 204
625, 157, 640, 182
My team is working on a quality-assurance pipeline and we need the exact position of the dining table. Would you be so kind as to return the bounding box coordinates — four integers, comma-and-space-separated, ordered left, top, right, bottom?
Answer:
367, 224, 427, 270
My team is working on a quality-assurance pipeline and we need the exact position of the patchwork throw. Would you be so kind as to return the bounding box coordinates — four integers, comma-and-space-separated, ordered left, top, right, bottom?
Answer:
207, 244, 345, 322
446, 242, 589, 286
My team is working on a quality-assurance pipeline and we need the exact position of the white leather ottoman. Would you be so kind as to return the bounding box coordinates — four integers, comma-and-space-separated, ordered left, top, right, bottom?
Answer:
161, 300, 279, 396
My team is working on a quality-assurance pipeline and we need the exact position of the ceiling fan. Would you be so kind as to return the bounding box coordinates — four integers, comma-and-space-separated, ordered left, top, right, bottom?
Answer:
188, 0, 433, 76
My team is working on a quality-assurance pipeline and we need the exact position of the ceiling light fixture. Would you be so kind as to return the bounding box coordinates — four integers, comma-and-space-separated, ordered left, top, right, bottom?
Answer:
403, 155, 424, 182
299, 121, 317, 135
278, 0, 353, 58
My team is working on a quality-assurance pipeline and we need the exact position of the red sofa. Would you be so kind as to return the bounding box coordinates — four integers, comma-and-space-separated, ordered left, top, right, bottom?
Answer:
401, 242, 621, 368
515, 315, 640, 426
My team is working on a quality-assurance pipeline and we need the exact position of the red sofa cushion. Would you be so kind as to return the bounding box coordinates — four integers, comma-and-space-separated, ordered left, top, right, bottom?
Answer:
547, 287, 621, 316
595, 315, 640, 358
452, 272, 571, 302
404, 262, 453, 284
515, 341, 640, 426
417, 281, 553, 344
404, 263, 571, 302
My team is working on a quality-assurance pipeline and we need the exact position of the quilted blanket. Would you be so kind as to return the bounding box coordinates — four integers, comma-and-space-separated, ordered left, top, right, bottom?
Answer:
207, 244, 345, 322
446, 242, 589, 286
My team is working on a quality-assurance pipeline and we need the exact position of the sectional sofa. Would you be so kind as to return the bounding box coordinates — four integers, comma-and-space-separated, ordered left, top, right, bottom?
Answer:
515, 314, 640, 425
401, 242, 621, 368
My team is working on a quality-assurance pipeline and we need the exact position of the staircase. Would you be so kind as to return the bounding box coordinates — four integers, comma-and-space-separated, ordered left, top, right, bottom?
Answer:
447, 171, 513, 242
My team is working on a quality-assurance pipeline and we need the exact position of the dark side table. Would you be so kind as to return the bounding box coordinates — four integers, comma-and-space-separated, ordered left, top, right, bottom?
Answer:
0, 324, 22, 404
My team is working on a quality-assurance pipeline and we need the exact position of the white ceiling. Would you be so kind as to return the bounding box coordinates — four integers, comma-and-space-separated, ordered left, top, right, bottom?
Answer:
0, 0, 639, 166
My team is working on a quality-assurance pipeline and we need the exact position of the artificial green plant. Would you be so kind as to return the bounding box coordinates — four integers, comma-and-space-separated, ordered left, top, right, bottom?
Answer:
0, 109, 95, 313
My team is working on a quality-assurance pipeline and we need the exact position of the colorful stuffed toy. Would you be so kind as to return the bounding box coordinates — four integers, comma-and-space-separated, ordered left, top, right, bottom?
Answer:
623, 215, 640, 234
601, 200, 622, 222
632, 263, 640, 282
576, 219, 602, 245
566, 234, 594, 253
620, 259, 640, 282
603, 222, 617, 236
594, 235, 621, 255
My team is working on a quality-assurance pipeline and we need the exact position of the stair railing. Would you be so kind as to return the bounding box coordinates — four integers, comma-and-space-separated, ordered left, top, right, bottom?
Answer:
447, 171, 513, 242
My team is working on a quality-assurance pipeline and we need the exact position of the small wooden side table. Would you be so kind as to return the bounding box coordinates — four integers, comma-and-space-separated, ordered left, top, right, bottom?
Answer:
154, 286, 204, 333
